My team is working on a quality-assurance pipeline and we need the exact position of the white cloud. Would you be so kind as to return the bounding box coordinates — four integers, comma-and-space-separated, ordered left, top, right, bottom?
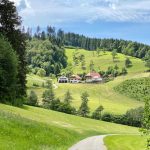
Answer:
10, 0, 31, 9
16, 0, 150, 26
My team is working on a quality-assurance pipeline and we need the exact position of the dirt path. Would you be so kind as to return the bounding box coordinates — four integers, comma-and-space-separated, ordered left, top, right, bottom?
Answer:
69, 135, 107, 150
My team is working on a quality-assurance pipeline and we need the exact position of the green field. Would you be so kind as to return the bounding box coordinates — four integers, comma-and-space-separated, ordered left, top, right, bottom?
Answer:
104, 135, 147, 150
27, 48, 150, 114
0, 104, 140, 150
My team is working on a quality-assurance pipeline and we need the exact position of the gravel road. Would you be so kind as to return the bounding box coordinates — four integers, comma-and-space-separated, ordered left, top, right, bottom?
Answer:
68, 135, 107, 150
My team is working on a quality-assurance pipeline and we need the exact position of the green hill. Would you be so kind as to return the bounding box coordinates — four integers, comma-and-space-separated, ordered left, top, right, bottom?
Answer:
27, 48, 150, 114
66, 48, 147, 74
0, 104, 140, 150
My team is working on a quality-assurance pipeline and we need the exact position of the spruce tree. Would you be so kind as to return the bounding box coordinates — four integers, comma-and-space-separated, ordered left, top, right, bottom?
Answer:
42, 80, 55, 108
125, 58, 132, 68
64, 90, 73, 105
28, 91, 38, 106
78, 92, 90, 117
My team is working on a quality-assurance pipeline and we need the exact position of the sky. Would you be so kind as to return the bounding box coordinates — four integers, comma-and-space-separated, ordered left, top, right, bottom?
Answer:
10, 0, 150, 45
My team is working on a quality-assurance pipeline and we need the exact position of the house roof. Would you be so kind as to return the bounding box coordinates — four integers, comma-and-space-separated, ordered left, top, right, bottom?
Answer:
86, 72, 101, 78
70, 75, 81, 80
59, 76, 68, 79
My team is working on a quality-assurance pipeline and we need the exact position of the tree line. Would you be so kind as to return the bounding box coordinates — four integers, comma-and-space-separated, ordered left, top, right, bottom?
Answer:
64, 32, 150, 60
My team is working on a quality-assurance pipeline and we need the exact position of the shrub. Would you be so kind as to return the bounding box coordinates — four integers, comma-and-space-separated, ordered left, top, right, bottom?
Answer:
92, 105, 104, 120
28, 91, 38, 106
36, 68, 46, 77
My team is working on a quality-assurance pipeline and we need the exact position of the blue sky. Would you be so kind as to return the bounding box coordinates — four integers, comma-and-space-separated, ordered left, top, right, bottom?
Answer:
11, 0, 150, 45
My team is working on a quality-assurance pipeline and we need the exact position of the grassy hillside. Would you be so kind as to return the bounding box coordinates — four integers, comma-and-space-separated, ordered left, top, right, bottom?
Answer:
27, 48, 150, 114
104, 135, 147, 150
115, 77, 150, 101
0, 104, 139, 150
66, 48, 147, 74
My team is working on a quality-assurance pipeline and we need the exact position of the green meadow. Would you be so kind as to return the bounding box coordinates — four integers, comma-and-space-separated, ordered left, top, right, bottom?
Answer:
0, 104, 141, 150
66, 48, 147, 74
104, 135, 147, 150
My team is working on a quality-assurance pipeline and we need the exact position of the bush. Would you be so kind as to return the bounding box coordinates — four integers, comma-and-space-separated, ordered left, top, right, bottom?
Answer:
28, 91, 38, 106
101, 107, 144, 127
57, 103, 76, 115
36, 68, 46, 77
92, 105, 104, 120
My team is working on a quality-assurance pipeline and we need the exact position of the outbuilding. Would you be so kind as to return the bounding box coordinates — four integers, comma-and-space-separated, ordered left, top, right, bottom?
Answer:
58, 76, 69, 83
70, 75, 81, 83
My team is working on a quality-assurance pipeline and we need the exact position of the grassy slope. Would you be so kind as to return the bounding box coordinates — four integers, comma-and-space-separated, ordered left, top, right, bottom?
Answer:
0, 104, 139, 150
104, 135, 147, 150
66, 48, 146, 74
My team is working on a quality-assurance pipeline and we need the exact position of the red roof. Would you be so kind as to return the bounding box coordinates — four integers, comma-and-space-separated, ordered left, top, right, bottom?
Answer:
86, 72, 101, 78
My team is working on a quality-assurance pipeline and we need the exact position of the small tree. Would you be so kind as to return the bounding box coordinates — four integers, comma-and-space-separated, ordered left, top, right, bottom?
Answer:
140, 97, 150, 150
114, 64, 119, 70
122, 67, 127, 75
96, 48, 101, 56
92, 105, 104, 120
46, 80, 53, 88
112, 49, 117, 62
42, 81, 55, 108
37, 68, 46, 77
64, 90, 73, 105
28, 91, 38, 106
78, 92, 90, 117
145, 59, 150, 71
89, 60, 94, 72
125, 58, 132, 68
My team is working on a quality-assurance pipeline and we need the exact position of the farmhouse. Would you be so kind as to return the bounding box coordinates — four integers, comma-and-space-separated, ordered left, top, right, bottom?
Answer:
58, 76, 69, 83
85, 72, 102, 83
70, 75, 81, 83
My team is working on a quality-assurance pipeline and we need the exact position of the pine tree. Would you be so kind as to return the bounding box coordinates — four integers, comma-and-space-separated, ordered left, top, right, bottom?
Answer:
112, 49, 117, 62
78, 92, 90, 117
28, 91, 38, 106
64, 90, 73, 105
89, 60, 94, 72
125, 58, 132, 68
42, 80, 55, 108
